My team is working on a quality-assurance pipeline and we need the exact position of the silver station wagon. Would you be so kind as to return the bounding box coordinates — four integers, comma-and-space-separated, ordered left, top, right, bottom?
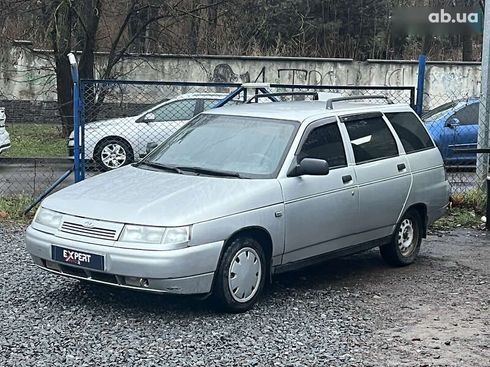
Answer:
26, 96, 449, 312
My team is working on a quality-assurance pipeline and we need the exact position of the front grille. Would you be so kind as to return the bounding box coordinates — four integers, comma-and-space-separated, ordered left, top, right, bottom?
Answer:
60, 221, 117, 240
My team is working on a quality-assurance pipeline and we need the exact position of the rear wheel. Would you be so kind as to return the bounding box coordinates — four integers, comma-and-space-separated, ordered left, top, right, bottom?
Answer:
380, 210, 422, 266
94, 138, 134, 171
214, 237, 266, 313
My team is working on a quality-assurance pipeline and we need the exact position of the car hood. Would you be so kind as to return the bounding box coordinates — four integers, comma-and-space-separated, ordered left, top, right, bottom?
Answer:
42, 166, 284, 226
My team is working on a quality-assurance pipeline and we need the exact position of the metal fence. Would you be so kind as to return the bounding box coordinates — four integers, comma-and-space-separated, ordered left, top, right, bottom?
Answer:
77, 80, 415, 178
1, 77, 488, 206
422, 89, 489, 198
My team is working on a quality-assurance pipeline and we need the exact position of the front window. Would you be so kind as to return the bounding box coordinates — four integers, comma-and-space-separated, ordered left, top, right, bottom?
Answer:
298, 122, 347, 169
453, 102, 479, 125
143, 114, 298, 178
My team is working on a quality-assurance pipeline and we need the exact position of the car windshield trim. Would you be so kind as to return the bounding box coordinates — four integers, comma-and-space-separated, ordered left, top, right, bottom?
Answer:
134, 161, 184, 174
176, 166, 246, 178
143, 114, 300, 179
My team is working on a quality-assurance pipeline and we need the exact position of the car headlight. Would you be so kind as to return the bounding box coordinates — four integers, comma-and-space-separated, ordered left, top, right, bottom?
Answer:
119, 225, 190, 248
34, 207, 63, 229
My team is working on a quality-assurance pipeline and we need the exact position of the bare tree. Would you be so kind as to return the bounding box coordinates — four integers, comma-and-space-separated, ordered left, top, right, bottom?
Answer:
32, 0, 224, 137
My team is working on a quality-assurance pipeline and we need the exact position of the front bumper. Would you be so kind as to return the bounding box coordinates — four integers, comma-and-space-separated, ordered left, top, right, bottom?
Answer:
26, 225, 223, 295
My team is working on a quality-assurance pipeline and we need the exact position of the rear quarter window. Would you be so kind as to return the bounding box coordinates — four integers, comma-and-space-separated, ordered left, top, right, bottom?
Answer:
385, 112, 435, 153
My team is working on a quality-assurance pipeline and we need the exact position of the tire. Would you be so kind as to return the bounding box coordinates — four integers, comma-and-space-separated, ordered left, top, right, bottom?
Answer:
213, 237, 267, 313
94, 138, 134, 172
380, 209, 423, 267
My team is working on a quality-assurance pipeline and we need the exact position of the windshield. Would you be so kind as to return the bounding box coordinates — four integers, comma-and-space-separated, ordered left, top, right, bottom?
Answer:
144, 114, 298, 178
422, 100, 461, 122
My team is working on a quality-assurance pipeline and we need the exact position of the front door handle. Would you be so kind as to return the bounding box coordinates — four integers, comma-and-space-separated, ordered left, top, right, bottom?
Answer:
342, 175, 353, 184
397, 163, 406, 171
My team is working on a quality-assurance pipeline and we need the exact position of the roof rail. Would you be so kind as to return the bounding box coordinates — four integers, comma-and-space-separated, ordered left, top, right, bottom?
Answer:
325, 95, 393, 110
246, 91, 319, 103
241, 82, 271, 89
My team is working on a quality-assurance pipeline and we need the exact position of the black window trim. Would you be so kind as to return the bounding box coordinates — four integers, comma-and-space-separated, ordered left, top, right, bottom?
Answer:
294, 117, 348, 171
342, 112, 400, 165
340, 111, 383, 123
383, 111, 436, 155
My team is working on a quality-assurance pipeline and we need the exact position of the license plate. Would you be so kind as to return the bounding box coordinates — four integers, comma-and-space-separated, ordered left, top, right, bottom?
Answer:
52, 246, 104, 271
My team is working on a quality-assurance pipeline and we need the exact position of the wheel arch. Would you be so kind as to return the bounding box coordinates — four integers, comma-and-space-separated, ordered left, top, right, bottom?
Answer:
216, 226, 274, 285
403, 203, 428, 238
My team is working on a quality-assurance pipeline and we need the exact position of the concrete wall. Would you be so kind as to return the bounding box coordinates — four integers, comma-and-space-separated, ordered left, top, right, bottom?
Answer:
0, 45, 482, 122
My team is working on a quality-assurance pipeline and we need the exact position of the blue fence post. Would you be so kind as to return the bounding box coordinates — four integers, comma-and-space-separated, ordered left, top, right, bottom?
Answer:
416, 54, 426, 116
79, 81, 85, 181
68, 53, 81, 182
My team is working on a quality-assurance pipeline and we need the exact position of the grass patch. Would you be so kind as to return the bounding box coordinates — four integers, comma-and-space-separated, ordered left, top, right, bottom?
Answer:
0, 195, 36, 222
4, 124, 67, 157
431, 207, 483, 230
432, 189, 487, 230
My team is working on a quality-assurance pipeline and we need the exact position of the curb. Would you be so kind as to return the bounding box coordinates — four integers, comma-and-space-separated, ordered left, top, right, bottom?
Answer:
0, 157, 73, 165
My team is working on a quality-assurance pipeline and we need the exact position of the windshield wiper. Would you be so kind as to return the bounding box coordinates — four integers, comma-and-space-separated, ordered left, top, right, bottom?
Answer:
135, 161, 183, 174
176, 166, 244, 178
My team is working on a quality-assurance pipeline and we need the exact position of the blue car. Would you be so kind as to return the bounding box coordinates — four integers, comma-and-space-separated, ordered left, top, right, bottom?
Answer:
423, 98, 479, 165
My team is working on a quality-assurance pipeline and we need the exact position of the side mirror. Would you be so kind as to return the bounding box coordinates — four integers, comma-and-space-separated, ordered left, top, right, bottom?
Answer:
146, 142, 158, 154
288, 158, 330, 177
143, 113, 156, 122
445, 117, 460, 128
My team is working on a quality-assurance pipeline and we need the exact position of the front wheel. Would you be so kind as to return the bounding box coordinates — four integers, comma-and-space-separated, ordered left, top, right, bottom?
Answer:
94, 138, 134, 171
213, 237, 266, 313
380, 210, 423, 266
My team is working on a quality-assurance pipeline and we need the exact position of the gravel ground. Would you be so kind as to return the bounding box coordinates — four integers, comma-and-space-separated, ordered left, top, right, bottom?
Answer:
0, 223, 489, 367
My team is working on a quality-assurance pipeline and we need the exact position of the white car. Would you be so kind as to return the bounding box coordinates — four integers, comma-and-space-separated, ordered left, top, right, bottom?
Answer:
0, 108, 10, 154
69, 93, 236, 171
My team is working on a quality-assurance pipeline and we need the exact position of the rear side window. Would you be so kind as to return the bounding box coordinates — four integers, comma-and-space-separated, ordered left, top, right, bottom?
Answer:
344, 115, 398, 164
385, 112, 435, 153
298, 123, 347, 169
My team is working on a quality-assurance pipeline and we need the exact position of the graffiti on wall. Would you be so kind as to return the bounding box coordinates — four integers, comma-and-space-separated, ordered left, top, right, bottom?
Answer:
210, 63, 412, 86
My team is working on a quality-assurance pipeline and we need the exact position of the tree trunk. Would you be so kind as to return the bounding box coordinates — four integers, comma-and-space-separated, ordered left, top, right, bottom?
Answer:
207, 0, 218, 54
422, 33, 432, 56
55, 56, 73, 138
49, 1, 73, 138
78, 0, 101, 80
462, 33, 473, 61
189, 0, 200, 54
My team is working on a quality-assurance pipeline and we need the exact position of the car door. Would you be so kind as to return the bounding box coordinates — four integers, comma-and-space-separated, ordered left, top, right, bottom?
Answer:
279, 118, 359, 264
341, 112, 411, 240
445, 102, 479, 163
136, 99, 199, 157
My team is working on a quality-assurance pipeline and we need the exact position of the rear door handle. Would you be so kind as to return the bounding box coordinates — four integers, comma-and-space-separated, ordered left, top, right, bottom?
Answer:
397, 163, 406, 171
342, 175, 353, 184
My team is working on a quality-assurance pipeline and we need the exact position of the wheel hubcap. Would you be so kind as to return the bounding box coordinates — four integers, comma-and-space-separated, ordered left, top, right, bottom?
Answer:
397, 218, 416, 256
101, 143, 127, 169
228, 247, 262, 303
